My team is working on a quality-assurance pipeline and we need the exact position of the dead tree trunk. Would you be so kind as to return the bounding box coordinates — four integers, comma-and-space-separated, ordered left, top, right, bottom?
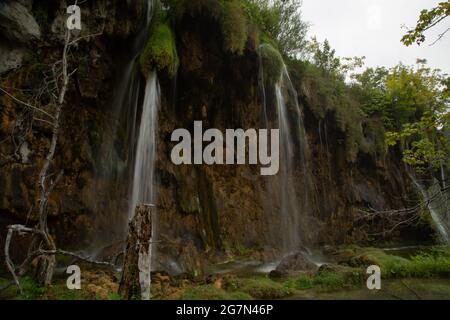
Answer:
119, 204, 153, 300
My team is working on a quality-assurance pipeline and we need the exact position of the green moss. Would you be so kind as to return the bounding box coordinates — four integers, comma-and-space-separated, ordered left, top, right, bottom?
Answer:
182, 284, 253, 300
259, 43, 284, 84
221, 0, 249, 55
140, 19, 179, 78
226, 277, 292, 299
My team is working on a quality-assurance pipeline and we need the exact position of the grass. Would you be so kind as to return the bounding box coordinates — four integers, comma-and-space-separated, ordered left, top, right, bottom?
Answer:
225, 277, 292, 299
285, 272, 348, 291
0, 277, 87, 300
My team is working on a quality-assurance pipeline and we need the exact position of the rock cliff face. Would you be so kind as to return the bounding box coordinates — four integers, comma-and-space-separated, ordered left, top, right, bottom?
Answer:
0, 1, 431, 273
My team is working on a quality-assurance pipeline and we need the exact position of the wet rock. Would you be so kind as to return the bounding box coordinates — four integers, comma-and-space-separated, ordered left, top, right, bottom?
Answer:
0, 43, 26, 74
0, 1, 41, 43
268, 269, 287, 279
275, 250, 317, 274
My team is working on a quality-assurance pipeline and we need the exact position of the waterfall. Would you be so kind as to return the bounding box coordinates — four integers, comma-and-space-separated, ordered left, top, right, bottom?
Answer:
129, 72, 160, 218
409, 173, 449, 244
91, 0, 156, 249
259, 45, 316, 252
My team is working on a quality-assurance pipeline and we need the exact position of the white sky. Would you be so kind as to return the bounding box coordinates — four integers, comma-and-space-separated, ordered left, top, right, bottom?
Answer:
302, 0, 450, 74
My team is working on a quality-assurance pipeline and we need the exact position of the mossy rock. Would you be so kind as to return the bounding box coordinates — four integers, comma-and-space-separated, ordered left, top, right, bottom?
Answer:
259, 43, 284, 84
140, 20, 179, 78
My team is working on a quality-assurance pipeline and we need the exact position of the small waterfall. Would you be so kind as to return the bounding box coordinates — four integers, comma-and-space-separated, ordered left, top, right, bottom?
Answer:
259, 45, 316, 252
409, 172, 449, 244
129, 72, 160, 218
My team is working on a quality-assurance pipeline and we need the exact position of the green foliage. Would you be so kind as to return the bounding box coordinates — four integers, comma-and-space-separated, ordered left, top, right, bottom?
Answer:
306, 38, 365, 80
241, 0, 309, 56
349, 59, 450, 170
402, 2, 450, 46
361, 118, 387, 156
351, 67, 390, 123
140, 15, 179, 77
221, 0, 249, 54
380, 62, 450, 171
307, 38, 342, 77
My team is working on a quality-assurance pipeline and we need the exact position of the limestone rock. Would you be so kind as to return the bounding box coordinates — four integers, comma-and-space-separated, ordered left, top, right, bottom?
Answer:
0, 1, 41, 43
275, 250, 317, 274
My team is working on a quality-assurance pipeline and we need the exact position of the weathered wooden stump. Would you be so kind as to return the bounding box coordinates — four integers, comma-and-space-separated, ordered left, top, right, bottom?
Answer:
119, 204, 153, 300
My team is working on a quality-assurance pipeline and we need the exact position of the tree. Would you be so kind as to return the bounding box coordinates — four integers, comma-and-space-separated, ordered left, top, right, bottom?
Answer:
243, 0, 309, 56
383, 62, 450, 172
352, 67, 389, 115
307, 37, 365, 79
402, 1, 450, 46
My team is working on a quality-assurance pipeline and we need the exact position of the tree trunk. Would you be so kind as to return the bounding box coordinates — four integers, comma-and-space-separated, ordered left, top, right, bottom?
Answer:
119, 204, 153, 300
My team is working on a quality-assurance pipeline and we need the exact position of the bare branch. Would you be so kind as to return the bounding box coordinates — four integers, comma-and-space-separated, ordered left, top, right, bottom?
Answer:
0, 87, 55, 120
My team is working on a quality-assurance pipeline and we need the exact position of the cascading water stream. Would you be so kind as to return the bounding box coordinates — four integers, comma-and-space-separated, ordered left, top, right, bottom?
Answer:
259, 45, 317, 253
129, 72, 160, 218
122, 0, 160, 295
408, 172, 449, 244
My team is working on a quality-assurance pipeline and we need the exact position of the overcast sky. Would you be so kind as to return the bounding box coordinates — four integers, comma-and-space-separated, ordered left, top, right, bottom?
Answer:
302, 0, 450, 74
